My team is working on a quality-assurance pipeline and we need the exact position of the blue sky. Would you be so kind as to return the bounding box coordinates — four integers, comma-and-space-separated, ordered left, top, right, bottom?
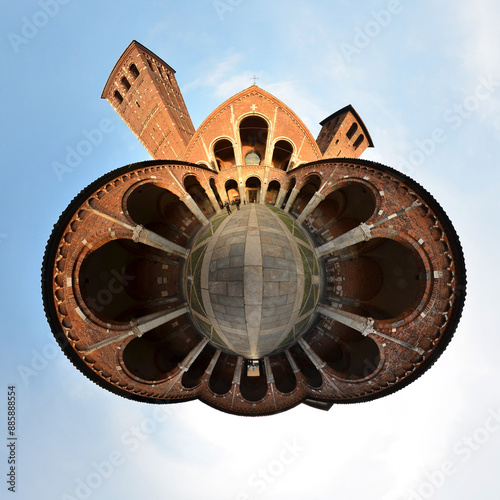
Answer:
1, 0, 499, 499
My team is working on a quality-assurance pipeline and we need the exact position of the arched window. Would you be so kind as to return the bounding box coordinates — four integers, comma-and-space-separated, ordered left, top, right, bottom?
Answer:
129, 63, 140, 79
121, 76, 131, 91
347, 123, 358, 139
353, 134, 364, 150
271, 140, 293, 170
114, 90, 123, 104
239, 116, 268, 164
213, 139, 236, 170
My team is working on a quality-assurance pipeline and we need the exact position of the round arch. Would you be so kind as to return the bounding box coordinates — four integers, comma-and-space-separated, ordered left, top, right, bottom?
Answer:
266, 179, 281, 204
271, 138, 295, 170
245, 176, 262, 203
211, 137, 236, 171
184, 175, 216, 217
238, 114, 270, 166
225, 178, 240, 204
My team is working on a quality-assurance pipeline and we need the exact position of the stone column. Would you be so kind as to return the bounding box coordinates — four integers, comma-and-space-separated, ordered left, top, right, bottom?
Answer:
162, 338, 209, 397
132, 225, 187, 257
205, 189, 222, 213
315, 222, 372, 258
89, 208, 188, 257
231, 356, 244, 408
275, 187, 287, 208
316, 303, 375, 335
284, 188, 300, 213
264, 357, 274, 385
178, 338, 209, 372
260, 167, 270, 204
298, 338, 326, 369
285, 349, 300, 373
83, 305, 189, 354
233, 356, 244, 385
316, 303, 424, 354
296, 191, 325, 224
236, 165, 246, 203
180, 193, 209, 225
205, 349, 222, 376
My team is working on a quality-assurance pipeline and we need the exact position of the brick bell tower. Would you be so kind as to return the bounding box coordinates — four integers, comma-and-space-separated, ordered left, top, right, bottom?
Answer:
101, 40, 195, 159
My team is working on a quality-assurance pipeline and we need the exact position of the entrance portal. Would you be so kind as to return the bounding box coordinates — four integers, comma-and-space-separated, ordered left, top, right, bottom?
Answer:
245, 176, 261, 203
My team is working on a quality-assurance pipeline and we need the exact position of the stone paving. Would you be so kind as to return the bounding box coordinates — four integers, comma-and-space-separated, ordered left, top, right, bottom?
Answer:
194, 203, 319, 359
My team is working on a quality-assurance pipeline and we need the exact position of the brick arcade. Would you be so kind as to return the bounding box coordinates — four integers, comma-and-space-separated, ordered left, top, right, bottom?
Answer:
42, 41, 466, 416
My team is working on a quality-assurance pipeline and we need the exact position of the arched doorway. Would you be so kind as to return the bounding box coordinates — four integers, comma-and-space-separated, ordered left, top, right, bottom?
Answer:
245, 176, 261, 203
225, 179, 240, 203
266, 180, 281, 204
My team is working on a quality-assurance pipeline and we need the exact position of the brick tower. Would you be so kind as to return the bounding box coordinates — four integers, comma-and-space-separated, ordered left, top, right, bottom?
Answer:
101, 40, 195, 159
42, 42, 466, 416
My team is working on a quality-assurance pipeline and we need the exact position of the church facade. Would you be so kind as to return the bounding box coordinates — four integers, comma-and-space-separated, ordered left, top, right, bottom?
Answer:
42, 41, 466, 416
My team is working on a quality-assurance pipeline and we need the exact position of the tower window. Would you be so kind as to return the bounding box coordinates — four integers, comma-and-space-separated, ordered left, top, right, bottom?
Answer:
353, 134, 364, 150
114, 90, 123, 104
347, 122, 358, 139
121, 76, 131, 91
129, 63, 140, 79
